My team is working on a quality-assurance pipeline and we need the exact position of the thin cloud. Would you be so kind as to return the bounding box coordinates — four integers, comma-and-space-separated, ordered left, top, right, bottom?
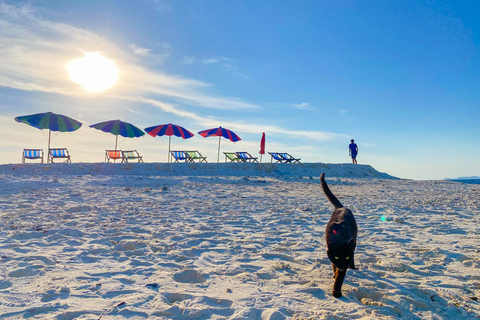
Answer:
182, 56, 247, 79
129, 44, 152, 56
293, 102, 314, 111
202, 58, 222, 65
184, 56, 232, 66
129, 42, 171, 65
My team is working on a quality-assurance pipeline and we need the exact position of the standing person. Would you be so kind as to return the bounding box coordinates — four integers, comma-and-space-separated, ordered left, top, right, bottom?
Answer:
349, 139, 358, 164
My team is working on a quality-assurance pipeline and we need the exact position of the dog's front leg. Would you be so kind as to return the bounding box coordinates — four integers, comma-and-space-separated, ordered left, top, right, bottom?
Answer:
332, 268, 347, 298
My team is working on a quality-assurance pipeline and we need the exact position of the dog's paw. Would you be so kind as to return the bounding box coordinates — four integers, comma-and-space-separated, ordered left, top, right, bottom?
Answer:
332, 291, 342, 298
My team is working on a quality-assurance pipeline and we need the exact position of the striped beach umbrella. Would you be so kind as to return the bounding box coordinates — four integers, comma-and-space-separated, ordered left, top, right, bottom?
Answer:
90, 119, 145, 150
15, 111, 82, 163
144, 123, 194, 162
198, 126, 241, 162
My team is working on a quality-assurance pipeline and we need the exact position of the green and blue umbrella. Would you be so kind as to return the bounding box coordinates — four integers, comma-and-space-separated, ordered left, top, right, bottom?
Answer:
90, 119, 145, 150
15, 111, 82, 163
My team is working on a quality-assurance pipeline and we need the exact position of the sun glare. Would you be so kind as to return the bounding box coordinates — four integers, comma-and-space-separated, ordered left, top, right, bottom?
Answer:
67, 52, 119, 92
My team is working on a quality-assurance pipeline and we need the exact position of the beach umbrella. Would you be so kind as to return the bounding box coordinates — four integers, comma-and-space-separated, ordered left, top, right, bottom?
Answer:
259, 132, 265, 163
198, 126, 241, 162
14, 111, 82, 163
89, 119, 145, 150
144, 123, 194, 163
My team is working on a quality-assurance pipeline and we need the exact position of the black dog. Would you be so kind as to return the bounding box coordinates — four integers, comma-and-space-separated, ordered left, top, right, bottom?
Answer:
320, 173, 357, 298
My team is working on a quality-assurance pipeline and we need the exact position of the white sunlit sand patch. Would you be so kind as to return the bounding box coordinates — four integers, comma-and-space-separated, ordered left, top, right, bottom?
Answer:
0, 163, 478, 319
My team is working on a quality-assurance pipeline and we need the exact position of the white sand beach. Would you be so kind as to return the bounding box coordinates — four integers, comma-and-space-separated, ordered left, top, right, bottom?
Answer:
0, 163, 479, 319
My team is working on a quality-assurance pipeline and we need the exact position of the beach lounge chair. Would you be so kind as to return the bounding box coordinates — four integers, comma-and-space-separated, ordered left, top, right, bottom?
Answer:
171, 150, 190, 162
22, 149, 44, 163
235, 152, 259, 163
106, 150, 124, 163
268, 152, 284, 163
48, 148, 71, 163
185, 150, 207, 163
122, 150, 144, 163
224, 152, 241, 162
280, 153, 301, 163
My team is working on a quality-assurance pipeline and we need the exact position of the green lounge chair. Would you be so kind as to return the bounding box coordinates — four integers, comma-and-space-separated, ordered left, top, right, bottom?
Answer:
185, 150, 207, 163
122, 150, 144, 163
224, 152, 241, 162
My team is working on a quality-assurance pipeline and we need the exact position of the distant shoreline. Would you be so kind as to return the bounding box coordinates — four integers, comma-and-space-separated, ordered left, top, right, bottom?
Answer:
448, 179, 480, 185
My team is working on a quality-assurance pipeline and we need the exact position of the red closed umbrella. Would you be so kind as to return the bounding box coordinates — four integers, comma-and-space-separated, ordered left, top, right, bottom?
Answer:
259, 132, 265, 162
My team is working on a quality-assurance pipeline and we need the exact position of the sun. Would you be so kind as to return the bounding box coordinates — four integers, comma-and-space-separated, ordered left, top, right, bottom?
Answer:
67, 52, 119, 92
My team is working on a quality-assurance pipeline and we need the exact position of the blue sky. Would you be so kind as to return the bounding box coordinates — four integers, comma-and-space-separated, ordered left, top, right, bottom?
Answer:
0, 0, 478, 180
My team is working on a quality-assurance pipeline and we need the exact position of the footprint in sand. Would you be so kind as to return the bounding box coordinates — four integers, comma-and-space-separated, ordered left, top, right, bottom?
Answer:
0, 292, 38, 307
355, 287, 386, 306
8, 265, 43, 277
164, 292, 194, 304
0, 280, 12, 290
173, 269, 207, 283
41, 287, 70, 302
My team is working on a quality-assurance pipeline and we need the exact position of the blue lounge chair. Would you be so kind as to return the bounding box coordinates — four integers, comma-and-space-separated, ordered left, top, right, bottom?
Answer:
171, 150, 190, 162
268, 152, 284, 163
49, 148, 71, 163
22, 149, 44, 163
236, 152, 259, 163
280, 153, 301, 163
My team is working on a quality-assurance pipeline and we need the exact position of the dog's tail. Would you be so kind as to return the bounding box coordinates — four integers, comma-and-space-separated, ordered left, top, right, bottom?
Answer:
320, 173, 343, 209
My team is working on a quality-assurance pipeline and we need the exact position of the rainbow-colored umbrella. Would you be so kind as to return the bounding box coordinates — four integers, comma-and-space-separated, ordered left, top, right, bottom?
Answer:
198, 126, 241, 162
90, 119, 145, 150
144, 123, 194, 162
15, 111, 82, 163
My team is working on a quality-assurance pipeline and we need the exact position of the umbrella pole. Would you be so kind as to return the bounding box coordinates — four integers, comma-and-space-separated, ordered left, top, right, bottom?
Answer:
217, 136, 221, 163
168, 136, 171, 163
114, 135, 119, 163
260, 154, 262, 163
47, 129, 51, 164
